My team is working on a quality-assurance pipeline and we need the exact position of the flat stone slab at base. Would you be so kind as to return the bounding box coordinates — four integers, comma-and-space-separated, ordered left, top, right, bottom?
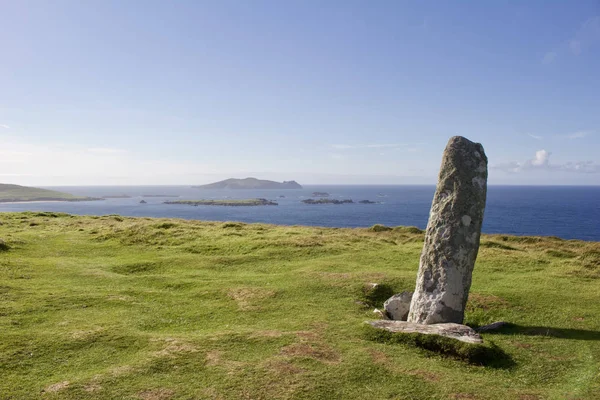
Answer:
367, 320, 483, 344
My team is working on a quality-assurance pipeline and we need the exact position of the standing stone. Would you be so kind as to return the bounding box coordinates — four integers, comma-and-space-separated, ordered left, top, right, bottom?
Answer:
407, 136, 487, 325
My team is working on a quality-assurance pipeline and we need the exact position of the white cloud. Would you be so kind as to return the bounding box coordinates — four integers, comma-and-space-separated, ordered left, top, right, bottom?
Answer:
86, 147, 127, 154
531, 150, 550, 166
542, 51, 557, 64
331, 143, 406, 150
0, 150, 33, 163
493, 149, 600, 174
542, 16, 600, 63
367, 143, 404, 148
0, 136, 222, 185
570, 16, 600, 55
565, 130, 591, 139
0, 124, 10, 129
528, 133, 543, 140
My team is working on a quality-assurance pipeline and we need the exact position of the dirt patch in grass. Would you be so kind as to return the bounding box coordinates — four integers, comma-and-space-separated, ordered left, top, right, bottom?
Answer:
205, 350, 224, 366
264, 359, 305, 375
368, 349, 391, 365
227, 287, 277, 310
110, 365, 135, 376
466, 293, 509, 312
83, 381, 102, 393
205, 350, 245, 372
280, 343, 340, 363
70, 327, 105, 340
43, 381, 70, 393
152, 337, 198, 358
138, 388, 175, 400
408, 369, 440, 382
295, 330, 320, 341
249, 330, 286, 338
315, 272, 352, 280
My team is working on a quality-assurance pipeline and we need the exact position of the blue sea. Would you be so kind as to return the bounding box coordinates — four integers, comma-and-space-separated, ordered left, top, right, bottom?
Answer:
1, 185, 598, 241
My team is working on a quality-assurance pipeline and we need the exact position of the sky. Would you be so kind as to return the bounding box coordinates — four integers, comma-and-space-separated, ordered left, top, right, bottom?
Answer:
1, 0, 599, 186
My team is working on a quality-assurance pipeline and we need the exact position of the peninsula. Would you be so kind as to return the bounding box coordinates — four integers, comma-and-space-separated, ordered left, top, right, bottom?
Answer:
0, 184, 101, 203
193, 177, 302, 190
164, 198, 278, 206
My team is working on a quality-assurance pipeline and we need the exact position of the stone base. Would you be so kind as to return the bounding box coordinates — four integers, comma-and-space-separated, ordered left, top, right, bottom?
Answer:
367, 320, 483, 344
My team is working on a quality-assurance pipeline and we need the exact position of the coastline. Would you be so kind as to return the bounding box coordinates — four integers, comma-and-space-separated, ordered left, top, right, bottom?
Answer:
0, 185, 598, 241
0, 211, 597, 243
0, 198, 103, 204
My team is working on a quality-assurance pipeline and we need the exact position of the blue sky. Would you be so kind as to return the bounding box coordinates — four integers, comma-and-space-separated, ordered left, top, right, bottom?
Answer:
1, 0, 599, 185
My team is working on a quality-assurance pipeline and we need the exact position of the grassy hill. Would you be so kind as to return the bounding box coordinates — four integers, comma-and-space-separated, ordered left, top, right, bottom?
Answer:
0, 212, 599, 399
0, 184, 99, 202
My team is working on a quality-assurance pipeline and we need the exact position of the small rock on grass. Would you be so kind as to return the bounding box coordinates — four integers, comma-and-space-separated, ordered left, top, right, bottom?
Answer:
383, 291, 413, 321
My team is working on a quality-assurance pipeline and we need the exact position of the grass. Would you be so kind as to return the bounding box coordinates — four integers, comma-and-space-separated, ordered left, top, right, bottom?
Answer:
0, 212, 599, 399
164, 199, 278, 206
0, 184, 99, 202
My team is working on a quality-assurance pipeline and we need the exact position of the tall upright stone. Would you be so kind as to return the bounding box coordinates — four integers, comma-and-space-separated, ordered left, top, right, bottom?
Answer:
407, 136, 487, 325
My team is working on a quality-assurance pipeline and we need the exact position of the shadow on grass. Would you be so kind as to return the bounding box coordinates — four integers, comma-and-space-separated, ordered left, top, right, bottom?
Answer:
484, 323, 600, 341
363, 325, 516, 369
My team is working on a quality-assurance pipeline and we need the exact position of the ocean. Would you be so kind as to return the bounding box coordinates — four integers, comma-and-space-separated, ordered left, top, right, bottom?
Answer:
0, 185, 598, 241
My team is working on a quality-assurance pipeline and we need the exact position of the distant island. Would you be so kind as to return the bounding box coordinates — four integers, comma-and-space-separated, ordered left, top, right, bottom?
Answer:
193, 178, 302, 190
0, 184, 102, 203
312, 192, 330, 197
164, 198, 278, 206
302, 198, 353, 205
302, 198, 377, 205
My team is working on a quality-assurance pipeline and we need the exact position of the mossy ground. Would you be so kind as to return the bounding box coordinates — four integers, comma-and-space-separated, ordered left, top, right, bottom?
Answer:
1, 212, 599, 399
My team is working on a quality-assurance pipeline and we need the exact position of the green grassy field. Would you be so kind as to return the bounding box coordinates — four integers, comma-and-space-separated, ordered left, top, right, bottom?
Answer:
0, 184, 98, 202
1, 212, 599, 399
